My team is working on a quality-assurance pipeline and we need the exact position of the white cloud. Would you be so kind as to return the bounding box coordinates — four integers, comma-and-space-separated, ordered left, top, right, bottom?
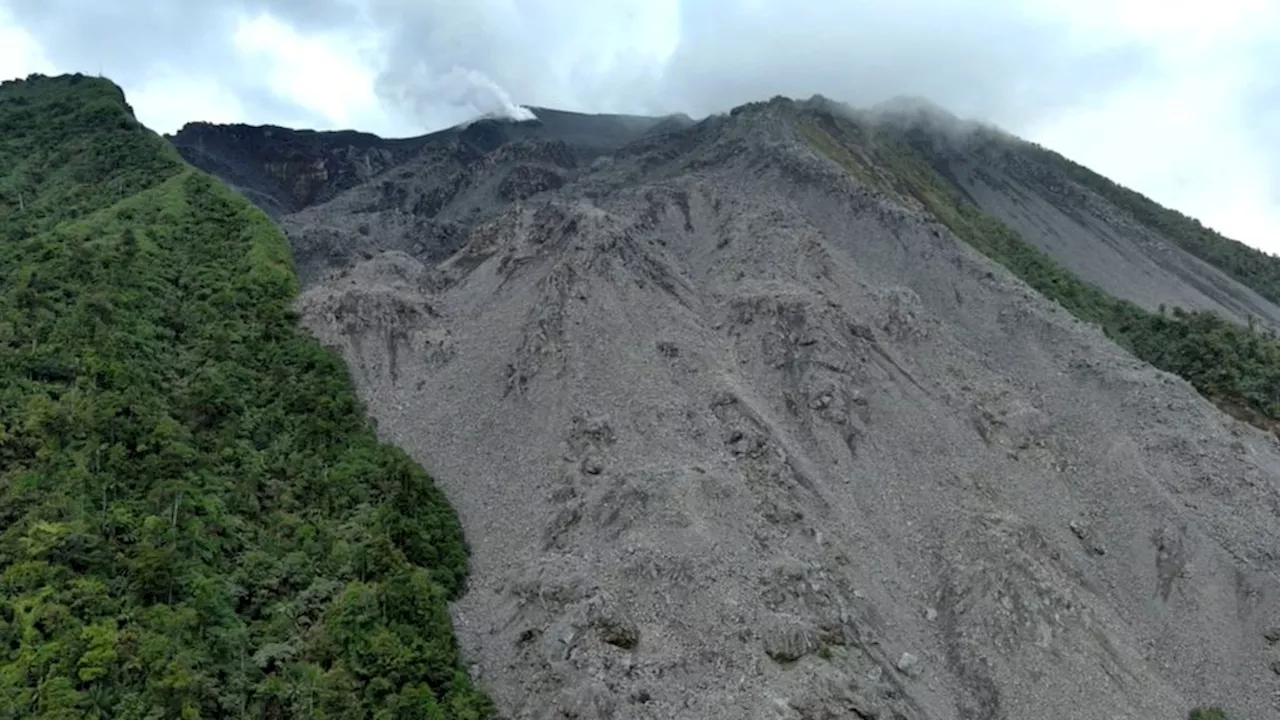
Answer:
230, 10, 400, 134
367, 0, 682, 127
0, 7, 53, 79
1017, 0, 1280, 252
527, 0, 680, 108
128, 66, 247, 134
1030, 0, 1276, 51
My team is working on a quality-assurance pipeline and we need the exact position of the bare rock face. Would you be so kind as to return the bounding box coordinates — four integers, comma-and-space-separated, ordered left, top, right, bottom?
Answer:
168, 122, 429, 216
199, 99, 1280, 720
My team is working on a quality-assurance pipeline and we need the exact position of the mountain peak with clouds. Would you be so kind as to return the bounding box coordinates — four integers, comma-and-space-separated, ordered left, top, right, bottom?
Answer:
15, 0, 1255, 260
4, 0, 1275, 251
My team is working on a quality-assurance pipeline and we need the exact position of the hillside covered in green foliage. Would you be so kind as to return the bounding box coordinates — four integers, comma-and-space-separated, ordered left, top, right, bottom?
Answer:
0, 73, 491, 719
799, 110, 1280, 432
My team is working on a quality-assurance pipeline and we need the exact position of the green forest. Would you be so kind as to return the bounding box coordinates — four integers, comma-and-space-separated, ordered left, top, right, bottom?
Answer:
0, 74, 491, 718
800, 111, 1280, 433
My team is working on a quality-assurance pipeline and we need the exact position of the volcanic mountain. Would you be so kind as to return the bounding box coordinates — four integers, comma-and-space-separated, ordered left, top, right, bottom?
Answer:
174, 95, 1280, 720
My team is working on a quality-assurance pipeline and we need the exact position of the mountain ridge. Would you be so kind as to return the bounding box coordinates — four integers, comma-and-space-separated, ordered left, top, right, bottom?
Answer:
222, 92, 1280, 430
166, 107, 697, 221
175, 95, 1280, 317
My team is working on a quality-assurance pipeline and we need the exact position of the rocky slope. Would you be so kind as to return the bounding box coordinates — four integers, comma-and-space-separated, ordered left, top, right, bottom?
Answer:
185, 97, 1280, 719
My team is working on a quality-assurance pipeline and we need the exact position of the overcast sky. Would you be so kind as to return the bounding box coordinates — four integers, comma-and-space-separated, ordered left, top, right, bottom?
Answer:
2, 0, 1277, 253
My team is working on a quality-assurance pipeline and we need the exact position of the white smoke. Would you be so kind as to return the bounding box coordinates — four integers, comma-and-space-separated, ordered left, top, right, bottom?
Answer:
359, 0, 676, 132
377, 62, 535, 128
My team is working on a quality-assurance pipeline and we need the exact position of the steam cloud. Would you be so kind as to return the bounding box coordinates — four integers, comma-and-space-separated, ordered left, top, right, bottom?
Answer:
0, 0, 1160, 132
361, 0, 546, 127
377, 63, 536, 125
360, 0, 674, 129
347, 0, 1161, 136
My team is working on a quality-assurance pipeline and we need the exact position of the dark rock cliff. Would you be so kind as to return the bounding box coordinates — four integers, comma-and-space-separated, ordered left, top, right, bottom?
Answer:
167, 122, 430, 217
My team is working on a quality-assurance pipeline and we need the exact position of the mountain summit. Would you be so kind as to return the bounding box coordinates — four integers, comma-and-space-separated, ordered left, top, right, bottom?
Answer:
10, 73, 1280, 720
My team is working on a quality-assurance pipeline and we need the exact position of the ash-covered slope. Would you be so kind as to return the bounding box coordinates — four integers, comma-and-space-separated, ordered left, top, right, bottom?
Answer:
860, 99, 1280, 330
264, 97, 1280, 720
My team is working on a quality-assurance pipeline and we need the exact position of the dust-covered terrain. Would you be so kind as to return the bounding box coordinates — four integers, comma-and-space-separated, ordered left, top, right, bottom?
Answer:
185, 96, 1280, 719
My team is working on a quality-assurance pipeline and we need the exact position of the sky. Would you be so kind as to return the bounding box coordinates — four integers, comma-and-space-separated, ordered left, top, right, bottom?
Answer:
1, 0, 1277, 254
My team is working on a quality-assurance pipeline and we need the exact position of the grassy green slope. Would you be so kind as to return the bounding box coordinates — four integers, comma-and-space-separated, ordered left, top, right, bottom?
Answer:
798, 109, 1280, 433
0, 73, 491, 719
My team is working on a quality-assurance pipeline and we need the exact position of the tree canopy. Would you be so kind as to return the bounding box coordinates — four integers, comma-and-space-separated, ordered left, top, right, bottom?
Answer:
0, 73, 491, 719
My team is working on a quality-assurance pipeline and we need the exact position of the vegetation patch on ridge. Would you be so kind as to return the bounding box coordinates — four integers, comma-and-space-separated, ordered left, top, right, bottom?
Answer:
0, 73, 491, 719
800, 108, 1280, 433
